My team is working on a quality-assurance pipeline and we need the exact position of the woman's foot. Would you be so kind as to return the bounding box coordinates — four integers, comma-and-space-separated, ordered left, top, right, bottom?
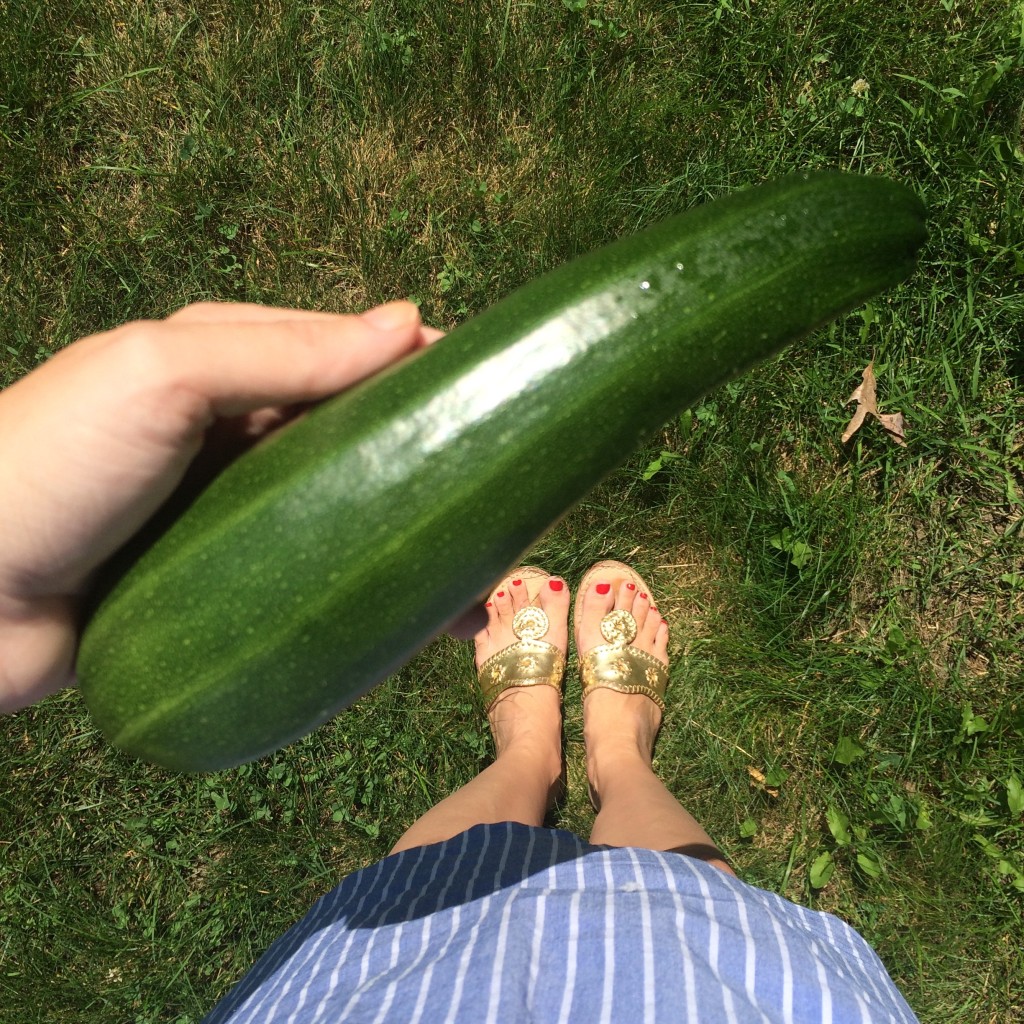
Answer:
388, 569, 569, 854
474, 568, 569, 802
575, 563, 670, 808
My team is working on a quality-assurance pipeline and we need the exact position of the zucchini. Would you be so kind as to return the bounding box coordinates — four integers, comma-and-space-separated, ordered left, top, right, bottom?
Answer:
78, 171, 926, 771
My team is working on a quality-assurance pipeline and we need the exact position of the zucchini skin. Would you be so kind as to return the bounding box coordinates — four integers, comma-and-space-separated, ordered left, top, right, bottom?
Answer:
77, 171, 927, 770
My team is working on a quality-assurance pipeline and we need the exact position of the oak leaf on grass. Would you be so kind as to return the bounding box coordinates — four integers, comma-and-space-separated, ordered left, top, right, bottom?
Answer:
842, 362, 907, 446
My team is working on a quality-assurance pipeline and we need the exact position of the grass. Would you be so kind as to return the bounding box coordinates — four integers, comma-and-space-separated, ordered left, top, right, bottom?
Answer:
1, 0, 1022, 1020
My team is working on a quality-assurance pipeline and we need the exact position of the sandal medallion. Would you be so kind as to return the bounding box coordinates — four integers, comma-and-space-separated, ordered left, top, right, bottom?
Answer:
599, 609, 638, 645
512, 606, 549, 642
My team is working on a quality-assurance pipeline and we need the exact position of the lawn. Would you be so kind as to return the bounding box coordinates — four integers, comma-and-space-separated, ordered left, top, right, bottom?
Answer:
1, 1, 1022, 1021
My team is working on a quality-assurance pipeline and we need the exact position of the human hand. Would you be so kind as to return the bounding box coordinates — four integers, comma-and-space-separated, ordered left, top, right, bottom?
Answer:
0, 300, 442, 712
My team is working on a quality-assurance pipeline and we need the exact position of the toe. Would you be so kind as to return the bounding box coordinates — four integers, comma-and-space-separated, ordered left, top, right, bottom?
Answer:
629, 587, 668, 666
537, 574, 570, 654
474, 595, 502, 666
475, 581, 514, 667
638, 597, 661, 645
477, 588, 501, 635
577, 574, 617, 651
653, 619, 670, 663
628, 586, 650, 622
638, 603, 669, 668
492, 581, 514, 625
509, 574, 529, 611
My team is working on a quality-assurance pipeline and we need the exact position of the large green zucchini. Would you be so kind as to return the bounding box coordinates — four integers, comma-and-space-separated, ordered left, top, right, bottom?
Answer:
77, 171, 927, 771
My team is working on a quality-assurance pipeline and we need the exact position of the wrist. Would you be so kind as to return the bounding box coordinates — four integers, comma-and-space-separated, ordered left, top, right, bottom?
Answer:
0, 592, 78, 713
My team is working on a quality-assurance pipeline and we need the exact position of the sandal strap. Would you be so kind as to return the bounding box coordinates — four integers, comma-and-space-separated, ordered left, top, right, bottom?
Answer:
580, 610, 668, 711
478, 641, 565, 711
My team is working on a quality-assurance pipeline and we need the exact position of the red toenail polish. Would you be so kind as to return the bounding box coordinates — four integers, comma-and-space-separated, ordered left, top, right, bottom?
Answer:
485, 602, 493, 607
549, 579, 564, 591
596, 583, 611, 595
626, 583, 636, 590
639, 592, 648, 600
512, 579, 522, 586
496, 591, 505, 598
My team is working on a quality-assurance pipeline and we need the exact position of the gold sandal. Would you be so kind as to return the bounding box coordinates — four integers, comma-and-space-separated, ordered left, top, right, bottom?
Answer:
477, 566, 566, 711
574, 560, 669, 711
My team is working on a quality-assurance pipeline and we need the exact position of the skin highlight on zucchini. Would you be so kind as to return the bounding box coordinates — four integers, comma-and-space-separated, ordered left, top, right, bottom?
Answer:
77, 171, 928, 771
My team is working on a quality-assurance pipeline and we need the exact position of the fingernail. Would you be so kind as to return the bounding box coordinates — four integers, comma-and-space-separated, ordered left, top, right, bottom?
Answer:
626, 583, 636, 590
361, 300, 419, 331
549, 579, 564, 591
512, 579, 522, 586
596, 583, 611, 595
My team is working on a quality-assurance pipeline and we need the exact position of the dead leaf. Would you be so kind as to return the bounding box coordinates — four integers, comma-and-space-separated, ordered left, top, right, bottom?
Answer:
841, 362, 907, 446
747, 765, 779, 798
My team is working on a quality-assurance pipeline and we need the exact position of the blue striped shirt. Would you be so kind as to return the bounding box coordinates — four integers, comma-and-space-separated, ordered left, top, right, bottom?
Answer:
203, 822, 919, 1023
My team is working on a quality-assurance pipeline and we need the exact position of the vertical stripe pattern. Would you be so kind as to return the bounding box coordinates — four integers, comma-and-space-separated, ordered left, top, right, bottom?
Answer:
203, 823, 920, 1024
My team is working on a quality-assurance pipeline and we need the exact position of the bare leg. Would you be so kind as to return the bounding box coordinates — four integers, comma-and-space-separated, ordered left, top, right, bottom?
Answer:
578, 570, 735, 876
389, 572, 568, 856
